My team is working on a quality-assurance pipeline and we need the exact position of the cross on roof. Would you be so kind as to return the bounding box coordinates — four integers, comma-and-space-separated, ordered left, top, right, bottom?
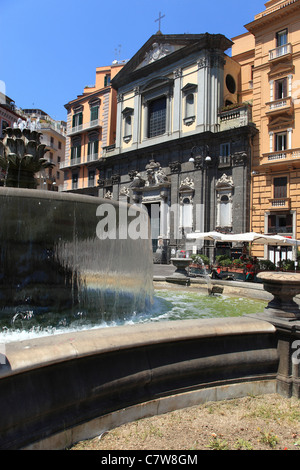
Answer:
155, 11, 165, 32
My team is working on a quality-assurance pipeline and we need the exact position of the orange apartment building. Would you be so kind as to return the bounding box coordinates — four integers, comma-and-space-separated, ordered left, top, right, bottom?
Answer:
232, 0, 300, 263
62, 62, 125, 195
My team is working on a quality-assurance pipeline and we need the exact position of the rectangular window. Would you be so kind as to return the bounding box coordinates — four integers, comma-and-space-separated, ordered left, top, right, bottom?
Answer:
220, 143, 230, 157
275, 132, 287, 151
148, 97, 166, 138
220, 143, 231, 165
88, 170, 95, 187
274, 176, 287, 199
71, 145, 81, 161
72, 112, 83, 128
268, 213, 292, 234
72, 173, 78, 190
276, 29, 288, 47
90, 106, 99, 122
87, 140, 99, 160
275, 78, 287, 100
104, 74, 111, 87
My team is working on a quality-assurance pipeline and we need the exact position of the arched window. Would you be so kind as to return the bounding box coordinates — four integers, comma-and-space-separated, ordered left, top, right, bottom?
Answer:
216, 174, 234, 229
218, 193, 231, 228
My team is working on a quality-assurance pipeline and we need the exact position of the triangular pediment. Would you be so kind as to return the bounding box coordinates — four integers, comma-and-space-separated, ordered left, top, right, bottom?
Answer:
268, 114, 294, 130
268, 61, 294, 79
111, 33, 232, 89
135, 41, 183, 70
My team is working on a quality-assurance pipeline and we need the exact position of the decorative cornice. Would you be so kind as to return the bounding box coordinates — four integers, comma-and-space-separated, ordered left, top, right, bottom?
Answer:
245, 0, 300, 33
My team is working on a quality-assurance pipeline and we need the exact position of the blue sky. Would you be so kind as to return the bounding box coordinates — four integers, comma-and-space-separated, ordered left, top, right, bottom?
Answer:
0, 0, 265, 121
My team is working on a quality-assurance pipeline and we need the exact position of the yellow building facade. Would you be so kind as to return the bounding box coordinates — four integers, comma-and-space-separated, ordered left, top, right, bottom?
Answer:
232, 0, 300, 263
62, 63, 124, 194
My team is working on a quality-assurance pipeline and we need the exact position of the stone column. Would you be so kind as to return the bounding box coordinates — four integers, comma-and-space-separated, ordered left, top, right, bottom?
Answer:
197, 55, 210, 133
132, 87, 141, 146
172, 68, 182, 138
169, 172, 180, 251
115, 94, 123, 151
210, 53, 224, 132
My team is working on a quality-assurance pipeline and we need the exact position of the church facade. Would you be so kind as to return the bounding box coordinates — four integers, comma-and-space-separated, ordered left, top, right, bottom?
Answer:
97, 33, 257, 262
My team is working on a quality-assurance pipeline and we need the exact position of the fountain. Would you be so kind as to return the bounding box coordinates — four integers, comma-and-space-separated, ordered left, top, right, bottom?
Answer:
0, 125, 54, 189
0, 126, 153, 330
0, 128, 297, 449
257, 272, 300, 319
0, 187, 153, 329
167, 256, 193, 285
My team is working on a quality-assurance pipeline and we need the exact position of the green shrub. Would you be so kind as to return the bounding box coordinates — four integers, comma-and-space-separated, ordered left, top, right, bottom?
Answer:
280, 259, 295, 271
219, 258, 233, 267
191, 254, 210, 265
215, 255, 231, 265
258, 259, 276, 271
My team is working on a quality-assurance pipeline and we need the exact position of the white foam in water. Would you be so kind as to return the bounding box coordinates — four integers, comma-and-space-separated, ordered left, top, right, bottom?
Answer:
0, 290, 266, 344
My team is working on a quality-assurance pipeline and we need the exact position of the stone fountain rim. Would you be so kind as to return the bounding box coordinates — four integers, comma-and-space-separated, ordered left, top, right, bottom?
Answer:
257, 272, 300, 283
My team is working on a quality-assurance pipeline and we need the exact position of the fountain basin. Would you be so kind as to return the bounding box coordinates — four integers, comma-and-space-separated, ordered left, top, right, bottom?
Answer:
257, 272, 300, 319
0, 317, 278, 449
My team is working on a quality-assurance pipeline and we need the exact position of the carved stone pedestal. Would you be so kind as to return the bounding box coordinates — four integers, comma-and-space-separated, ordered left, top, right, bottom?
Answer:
249, 272, 300, 398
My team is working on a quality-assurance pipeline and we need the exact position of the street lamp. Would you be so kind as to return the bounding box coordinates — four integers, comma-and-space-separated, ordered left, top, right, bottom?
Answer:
189, 145, 211, 164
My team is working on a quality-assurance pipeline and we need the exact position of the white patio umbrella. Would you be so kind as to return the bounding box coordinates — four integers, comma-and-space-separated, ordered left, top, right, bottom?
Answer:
264, 234, 299, 246
186, 231, 223, 241
219, 232, 299, 246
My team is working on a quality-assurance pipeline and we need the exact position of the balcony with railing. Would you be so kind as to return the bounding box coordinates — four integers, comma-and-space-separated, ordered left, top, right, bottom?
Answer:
219, 104, 254, 132
268, 197, 291, 211
269, 43, 292, 61
260, 148, 300, 166
67, 118, 102, 136
87, 153, 99, 163
266, 96, 293, 116
59, 157, 81, 169
60, 153, 100, 168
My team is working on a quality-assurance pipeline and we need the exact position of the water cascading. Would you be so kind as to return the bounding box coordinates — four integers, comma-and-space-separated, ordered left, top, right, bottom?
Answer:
0, 187, 154, 330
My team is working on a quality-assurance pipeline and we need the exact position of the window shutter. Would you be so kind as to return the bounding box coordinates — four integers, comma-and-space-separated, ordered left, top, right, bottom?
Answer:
283, 78, 287, 98
274, 177, 287, 198
90, 106, 99, 122
268, 215, 276, 229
